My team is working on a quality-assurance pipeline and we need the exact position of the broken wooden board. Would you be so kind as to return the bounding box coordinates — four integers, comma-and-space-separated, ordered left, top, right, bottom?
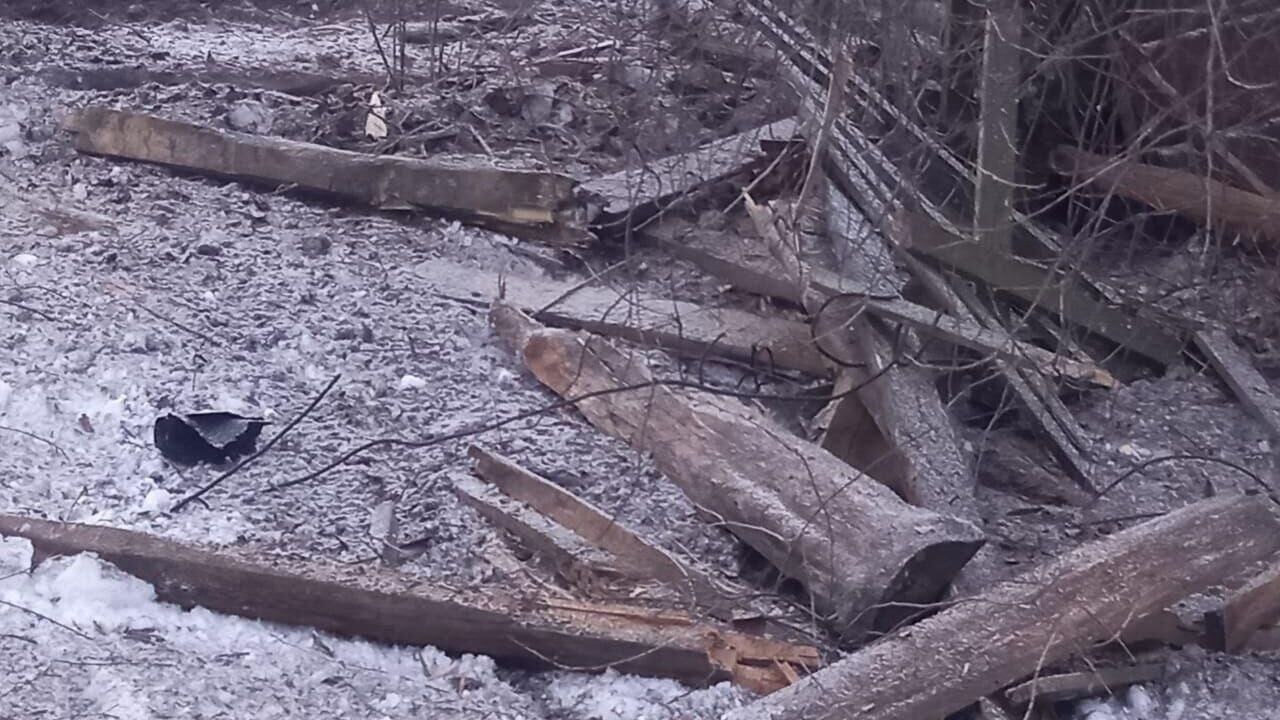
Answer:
1204, 558, 1280, 653
1003, 663, 1167, 707
420, 260, 827, 376
581, 117, 800, 232
0, 513, 819, 693
452, 475, 628, 594
1051, 146, 1280, 245
1193, 329, 1280, 441
490, 303, 985, 642
62, 106, 591, 246
725, 494, 1280, 720
469, 446, 737, 614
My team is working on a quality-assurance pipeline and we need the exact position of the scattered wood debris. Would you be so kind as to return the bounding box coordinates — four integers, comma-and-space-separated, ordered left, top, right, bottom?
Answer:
489, 302, 985, 642
0, 513, 819, 694
62, 106, 592, 245
468, 447, 741, 618
725, 495, 1280, 720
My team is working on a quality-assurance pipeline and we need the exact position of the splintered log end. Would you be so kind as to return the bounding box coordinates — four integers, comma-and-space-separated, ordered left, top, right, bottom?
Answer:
841, 519, 986, 639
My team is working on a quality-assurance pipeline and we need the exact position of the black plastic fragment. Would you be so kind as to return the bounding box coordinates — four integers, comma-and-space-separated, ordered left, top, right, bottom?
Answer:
153, 411, 268, 466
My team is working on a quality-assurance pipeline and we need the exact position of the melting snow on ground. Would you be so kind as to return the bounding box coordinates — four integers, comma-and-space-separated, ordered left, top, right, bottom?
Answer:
0, 537, 746, 718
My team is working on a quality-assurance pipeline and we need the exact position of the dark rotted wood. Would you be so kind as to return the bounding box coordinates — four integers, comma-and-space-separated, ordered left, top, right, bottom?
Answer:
725, 495, 1280, 720
490, 303, 985, 643
62, 106, 590, 246
0, 513, 818, 693
1051, 146, 1280, 245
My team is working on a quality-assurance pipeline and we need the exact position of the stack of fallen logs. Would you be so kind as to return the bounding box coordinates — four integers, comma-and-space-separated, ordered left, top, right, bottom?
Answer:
12, 13, 1280, 714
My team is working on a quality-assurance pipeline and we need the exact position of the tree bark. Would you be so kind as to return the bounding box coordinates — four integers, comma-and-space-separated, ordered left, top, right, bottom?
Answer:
725, 494, 1280, 720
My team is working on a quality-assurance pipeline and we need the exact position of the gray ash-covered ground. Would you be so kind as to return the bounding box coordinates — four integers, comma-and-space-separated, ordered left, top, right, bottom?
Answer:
2, 1, 1280, 718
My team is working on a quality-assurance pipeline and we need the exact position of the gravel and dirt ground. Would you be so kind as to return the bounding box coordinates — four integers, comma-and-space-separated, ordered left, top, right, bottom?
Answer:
2, 1, 1279, 718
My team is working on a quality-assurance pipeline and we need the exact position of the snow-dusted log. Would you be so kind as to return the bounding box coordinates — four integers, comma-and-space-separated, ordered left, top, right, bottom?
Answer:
724, 494, 1280, 720
490, 303, 985, 643
62, 106, 591, 245
0, 513, 819, 693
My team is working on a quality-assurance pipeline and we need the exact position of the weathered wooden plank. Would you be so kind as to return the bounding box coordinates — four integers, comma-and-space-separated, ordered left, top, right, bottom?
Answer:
937, 273, 1098, 491
452, 476, 627, 592
858, 294, 1115, 388
419, 260, 828, 376
900, 210, 1189, 364
62, 106, 591, 246
490, 303, 985, 642
0, 513, 817, 693
726, 494, 1280, 720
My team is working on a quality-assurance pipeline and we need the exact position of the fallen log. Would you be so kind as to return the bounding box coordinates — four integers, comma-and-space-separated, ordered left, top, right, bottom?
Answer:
420, 260, 828, 376
0, 513, 818, 693
490, 303, 985, 642
62, 106, 591, 246
724, 494, 1280, 720
748, 192, 980, 535
856, 294, 1115, 389
1051, 146, 1280, 245
1204, 558, 1280, 653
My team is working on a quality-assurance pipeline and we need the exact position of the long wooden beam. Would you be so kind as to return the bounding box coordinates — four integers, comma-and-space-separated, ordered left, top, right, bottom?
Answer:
0, 513, 818, 693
